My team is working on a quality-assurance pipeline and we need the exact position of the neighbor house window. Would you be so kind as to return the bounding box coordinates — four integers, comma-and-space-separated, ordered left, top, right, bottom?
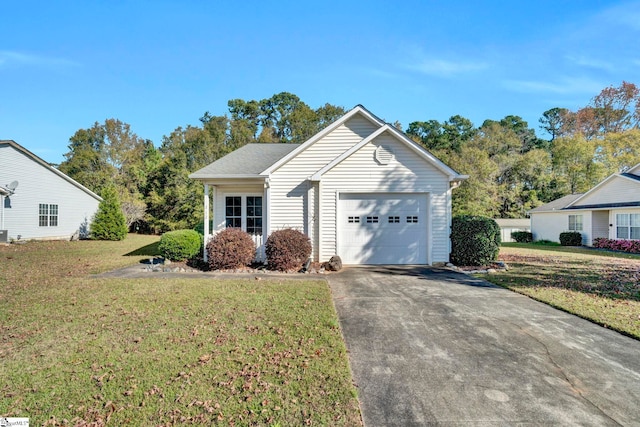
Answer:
568, 214, 583, 231
616, 213, 640, 240
225, 195, 263, 235
39, 203, 58, 227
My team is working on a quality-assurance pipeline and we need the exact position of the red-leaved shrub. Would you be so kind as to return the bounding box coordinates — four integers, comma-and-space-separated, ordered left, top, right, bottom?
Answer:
265, 228, 312, 271
592, 237, 640, 253
206, 228, 255, 270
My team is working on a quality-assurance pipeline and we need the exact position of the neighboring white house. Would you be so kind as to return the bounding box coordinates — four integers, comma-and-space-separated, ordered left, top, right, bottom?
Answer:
190, 105, 467, 265
529, 164, 640, 245
494, 218, 531, 242
0, 140, 102, 241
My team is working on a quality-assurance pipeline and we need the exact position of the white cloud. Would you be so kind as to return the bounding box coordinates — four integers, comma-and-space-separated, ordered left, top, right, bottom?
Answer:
407, 58, 489, 78
565, 55, 615, 72
504, 77, 605, 95
0, 50, 79, 69
600, 1, 640, 31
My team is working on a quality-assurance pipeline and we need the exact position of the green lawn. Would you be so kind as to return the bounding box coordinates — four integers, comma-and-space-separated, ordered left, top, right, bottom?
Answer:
0, 235, 362, 426
484, 244, 640, 340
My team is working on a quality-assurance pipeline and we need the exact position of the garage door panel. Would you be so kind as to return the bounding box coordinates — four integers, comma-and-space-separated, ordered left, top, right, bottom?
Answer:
338, 193, 428, 264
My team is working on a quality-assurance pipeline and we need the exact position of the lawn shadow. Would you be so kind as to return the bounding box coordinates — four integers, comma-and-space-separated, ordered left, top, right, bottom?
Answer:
124, 241, 161, 257
492, 256, 640, 302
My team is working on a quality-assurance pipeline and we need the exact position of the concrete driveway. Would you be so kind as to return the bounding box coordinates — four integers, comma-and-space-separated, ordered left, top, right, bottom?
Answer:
329, 266, 640, 426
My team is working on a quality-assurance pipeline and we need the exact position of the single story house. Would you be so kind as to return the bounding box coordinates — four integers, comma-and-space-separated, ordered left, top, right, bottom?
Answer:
494, 218, 531, 242
190, 105, 467, 265
529, 163, 640, 245
0, 140, 102, 242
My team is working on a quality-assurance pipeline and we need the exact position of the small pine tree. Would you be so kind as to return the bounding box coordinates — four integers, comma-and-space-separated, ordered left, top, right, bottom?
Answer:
91, 185, 128, 241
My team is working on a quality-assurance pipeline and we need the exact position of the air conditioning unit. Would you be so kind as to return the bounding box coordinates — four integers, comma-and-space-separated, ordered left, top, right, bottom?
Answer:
0, 230, 7, 243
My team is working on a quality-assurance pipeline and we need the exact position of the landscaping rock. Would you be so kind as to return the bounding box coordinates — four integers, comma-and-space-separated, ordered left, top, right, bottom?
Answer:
326, 255, 343, 272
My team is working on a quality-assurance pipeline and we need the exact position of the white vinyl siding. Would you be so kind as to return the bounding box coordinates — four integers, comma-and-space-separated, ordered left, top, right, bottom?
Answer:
574, 176, 640, 207
0, 143, 100, 240
320, 133, 450, 263
531, 211, 592, 245
268, 116, 378, 259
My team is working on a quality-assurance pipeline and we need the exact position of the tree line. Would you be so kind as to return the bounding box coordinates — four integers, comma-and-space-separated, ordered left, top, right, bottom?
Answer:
58, 82, 640, 232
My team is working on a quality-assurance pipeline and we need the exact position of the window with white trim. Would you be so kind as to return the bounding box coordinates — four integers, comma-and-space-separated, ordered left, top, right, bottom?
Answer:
348, 216, 360, 223
568, 214, 583, 231
225, 195, 263, 235
366, 216, 379, 223
246, 196, 262, 235
388, 216, 400, 223
39, 203, 58, 227
616, 213, 640, 239
407, 216, 418, 223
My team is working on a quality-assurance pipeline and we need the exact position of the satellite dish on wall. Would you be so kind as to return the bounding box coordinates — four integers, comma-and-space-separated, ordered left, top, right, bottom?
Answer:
7, 181, 18, 191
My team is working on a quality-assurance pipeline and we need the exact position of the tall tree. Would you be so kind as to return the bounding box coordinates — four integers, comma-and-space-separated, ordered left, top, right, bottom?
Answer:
551, 135, 604, 194
539, 107, 570, 141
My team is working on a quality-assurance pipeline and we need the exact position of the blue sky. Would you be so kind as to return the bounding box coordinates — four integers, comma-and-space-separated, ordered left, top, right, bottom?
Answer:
1, 0, 639, 164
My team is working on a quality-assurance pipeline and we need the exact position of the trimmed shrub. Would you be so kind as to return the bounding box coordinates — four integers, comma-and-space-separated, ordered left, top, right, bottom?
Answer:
159, 229, 202, 261
450, 215, 501, 266
91, 185, 128, 241
511, 231, 533, 243
559, 231, 582, 246
206, 228, 255, 270
266, 228, 312, 271
593, 237, 640, 253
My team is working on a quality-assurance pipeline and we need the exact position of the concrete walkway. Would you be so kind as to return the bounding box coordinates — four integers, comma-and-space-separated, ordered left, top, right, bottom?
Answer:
328, 266, 640, 426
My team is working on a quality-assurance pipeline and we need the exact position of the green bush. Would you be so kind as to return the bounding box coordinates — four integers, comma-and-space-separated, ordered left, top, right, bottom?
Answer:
559, 231, 582, 246
206, 228, 255, 270
159, 229, 202, 261
91, 185, 128, 241
450, 215, 501, 266
511, 231, 533, 243
266, 228, 312, 271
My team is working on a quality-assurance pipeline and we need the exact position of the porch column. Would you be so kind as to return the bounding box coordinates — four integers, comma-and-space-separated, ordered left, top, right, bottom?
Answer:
264, 178, 271, 238
203, 184, 210, 262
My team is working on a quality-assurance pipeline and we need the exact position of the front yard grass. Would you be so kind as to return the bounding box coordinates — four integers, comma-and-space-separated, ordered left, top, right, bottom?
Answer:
0, 235, 362, 426
484, 244, 640, 340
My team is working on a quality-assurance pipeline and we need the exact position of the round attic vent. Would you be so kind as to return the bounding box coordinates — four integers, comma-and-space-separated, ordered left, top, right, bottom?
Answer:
375, 145, 394, 165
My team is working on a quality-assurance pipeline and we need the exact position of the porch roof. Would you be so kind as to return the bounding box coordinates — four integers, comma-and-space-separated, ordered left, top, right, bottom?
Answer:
564, 201, 640, 210
189, 143, 299, 180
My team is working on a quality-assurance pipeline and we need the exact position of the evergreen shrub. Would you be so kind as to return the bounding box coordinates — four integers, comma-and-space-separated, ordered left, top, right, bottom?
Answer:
265, 228, 312, 271
559, 231, 582, 246
206, 228, 255, 270
511, 231, 533, 243
91, 185, 128, 241
450, 215, 501, 266
159, 229, 202, 261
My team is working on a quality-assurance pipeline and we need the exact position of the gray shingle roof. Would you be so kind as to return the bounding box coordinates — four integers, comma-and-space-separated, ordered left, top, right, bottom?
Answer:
528, 194, 584, 213
189, 143, 299, 179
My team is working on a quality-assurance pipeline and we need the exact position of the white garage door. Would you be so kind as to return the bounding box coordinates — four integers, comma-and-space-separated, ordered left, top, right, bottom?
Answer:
338, 193, 428, 264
